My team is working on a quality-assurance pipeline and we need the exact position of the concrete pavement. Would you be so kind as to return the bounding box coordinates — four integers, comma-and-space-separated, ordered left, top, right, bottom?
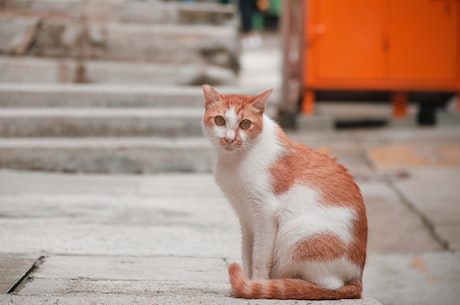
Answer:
1, 125, 460, 305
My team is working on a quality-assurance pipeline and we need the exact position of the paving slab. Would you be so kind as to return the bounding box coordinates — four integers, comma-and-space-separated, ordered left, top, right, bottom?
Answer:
1, 295, 381, 305
0, 193, 239, 257
7, 255, 379, 305
0, 256, 38, 293
364, 252, 460, 305
361, 181, 442, 253
0, 124, 459, 305
0, 171, 383, 304
11, 252, 457, 305
19, 255, 228, 286
368, 142, 460, 170
392, 168, 460, 251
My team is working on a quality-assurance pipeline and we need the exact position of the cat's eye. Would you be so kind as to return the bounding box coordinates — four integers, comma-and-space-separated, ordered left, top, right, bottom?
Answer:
214, 116, 226, 126
239, 119, 252, 130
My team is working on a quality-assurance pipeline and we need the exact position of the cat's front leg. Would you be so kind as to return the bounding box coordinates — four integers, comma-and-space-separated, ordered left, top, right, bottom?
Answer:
251, 214, 277, 280
240, 223, 253, 279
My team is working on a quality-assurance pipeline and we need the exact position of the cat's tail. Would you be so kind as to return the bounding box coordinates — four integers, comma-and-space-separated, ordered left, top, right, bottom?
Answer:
228, 263, 362, 300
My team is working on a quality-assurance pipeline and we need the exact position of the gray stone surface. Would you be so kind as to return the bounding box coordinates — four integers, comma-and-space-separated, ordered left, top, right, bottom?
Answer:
0, 16, 238, 69
1, 295, 381, 305
1, 0, 236, 25
0, 56, 236, 85
364, 252, 460, 305
1, 166, 459, 304
0, 15, 39, 55
0, 256, 38, 293
0, 83, 267, 108
0, 107, 204, 137
0, 137, 215, 173
362, 181, 442, 253
393, 168, 460, 250
297, 114, 335, 131
0, 171, 386, 305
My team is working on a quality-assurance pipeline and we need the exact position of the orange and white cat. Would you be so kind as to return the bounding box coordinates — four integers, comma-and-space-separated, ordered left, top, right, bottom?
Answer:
202, 85, 367, 300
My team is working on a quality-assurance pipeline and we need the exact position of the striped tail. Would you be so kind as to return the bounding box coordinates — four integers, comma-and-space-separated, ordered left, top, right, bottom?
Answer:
228, 263, 362, 300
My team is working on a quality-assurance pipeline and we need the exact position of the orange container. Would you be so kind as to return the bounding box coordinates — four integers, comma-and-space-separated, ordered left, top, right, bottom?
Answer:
295, 0, 460, 117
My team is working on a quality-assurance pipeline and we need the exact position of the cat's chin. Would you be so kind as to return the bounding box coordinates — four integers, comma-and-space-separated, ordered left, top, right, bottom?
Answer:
219, 145, 240, 153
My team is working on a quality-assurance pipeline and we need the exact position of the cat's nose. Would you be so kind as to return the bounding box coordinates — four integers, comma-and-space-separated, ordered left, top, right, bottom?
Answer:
225, 130, 236, 144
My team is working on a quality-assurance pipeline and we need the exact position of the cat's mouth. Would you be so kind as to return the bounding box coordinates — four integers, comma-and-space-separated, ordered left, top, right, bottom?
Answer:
220, 142, 241, 153
222, 144, 238, 152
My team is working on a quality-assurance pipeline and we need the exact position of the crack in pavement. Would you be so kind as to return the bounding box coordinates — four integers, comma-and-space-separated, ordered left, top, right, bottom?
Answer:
385, 179, 450, 251
7, 256, 46, 294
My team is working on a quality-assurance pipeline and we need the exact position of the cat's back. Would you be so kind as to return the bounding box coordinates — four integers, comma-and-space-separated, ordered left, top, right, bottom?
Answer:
270, 132, 364, 208
271, 132, 368, 270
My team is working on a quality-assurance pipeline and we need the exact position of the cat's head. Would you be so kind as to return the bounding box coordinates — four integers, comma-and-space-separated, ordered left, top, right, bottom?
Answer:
202, 84, 272, 154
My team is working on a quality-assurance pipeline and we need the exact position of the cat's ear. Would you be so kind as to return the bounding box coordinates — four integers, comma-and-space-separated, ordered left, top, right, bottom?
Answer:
202, 84, 223, 110
251, 89, 273, 113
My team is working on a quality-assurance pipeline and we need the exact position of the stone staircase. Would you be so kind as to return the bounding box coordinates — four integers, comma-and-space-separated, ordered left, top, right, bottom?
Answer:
0, 0, 239, 84
0, 0, 244, 173
0, 84, 218, 174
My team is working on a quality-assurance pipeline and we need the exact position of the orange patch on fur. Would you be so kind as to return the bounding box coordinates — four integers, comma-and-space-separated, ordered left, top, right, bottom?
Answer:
228, 263, 362, 300
269, 127, 368, 269
293, 233, 347, 262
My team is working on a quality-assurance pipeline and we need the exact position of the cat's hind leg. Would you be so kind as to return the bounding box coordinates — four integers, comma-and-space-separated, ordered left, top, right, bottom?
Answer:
296, 257, 361, 290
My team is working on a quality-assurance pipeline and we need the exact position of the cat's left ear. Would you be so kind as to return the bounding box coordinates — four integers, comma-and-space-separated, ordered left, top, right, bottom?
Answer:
202, 84, 223, 110
251, 89, 273, 113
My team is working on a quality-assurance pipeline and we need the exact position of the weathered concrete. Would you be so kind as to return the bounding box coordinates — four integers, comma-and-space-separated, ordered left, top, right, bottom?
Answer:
367, 142, 460, 170
297, 114, 335, 131
0, 171, 387, 304
0, 124, 459, 174
0, 15, 239, 69
0, 15, 39, 55
364, 252, 460, 305
393, 168, 460, 250
0, 0, 236, 25
1, 165, 459, 304
0, 137, 215, 173
0, 83, 271, 108
0, 256, 38, 294
362, 181, 442, 253
1, 295, 381, 305
0, 56, 236, 85
0, 107, 204, 137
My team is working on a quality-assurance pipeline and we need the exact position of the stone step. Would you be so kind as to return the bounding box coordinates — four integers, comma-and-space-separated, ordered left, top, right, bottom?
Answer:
0, 83, 205, 108
0, 137, 215, 173
0, 56, 236, 86
0, 15, 239, 70
0, 107, 205, 137
0, 83, 266, 108
0, 0, 236, 25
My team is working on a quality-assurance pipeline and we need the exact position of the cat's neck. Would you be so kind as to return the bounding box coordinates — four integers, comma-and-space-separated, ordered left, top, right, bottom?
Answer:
216, 115, 283, 168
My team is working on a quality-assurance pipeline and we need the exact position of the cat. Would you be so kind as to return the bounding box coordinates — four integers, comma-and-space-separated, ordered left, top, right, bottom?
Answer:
201, 84, 367, 300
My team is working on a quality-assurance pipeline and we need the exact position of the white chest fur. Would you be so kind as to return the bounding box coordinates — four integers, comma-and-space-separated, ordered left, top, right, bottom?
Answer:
214, 116, 283, 217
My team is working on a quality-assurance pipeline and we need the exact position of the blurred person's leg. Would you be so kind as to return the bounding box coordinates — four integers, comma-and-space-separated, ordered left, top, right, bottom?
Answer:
239, 0, 262, 49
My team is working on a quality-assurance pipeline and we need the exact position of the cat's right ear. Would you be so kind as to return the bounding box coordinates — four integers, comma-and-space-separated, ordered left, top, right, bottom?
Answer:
202, 84, 222, 110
